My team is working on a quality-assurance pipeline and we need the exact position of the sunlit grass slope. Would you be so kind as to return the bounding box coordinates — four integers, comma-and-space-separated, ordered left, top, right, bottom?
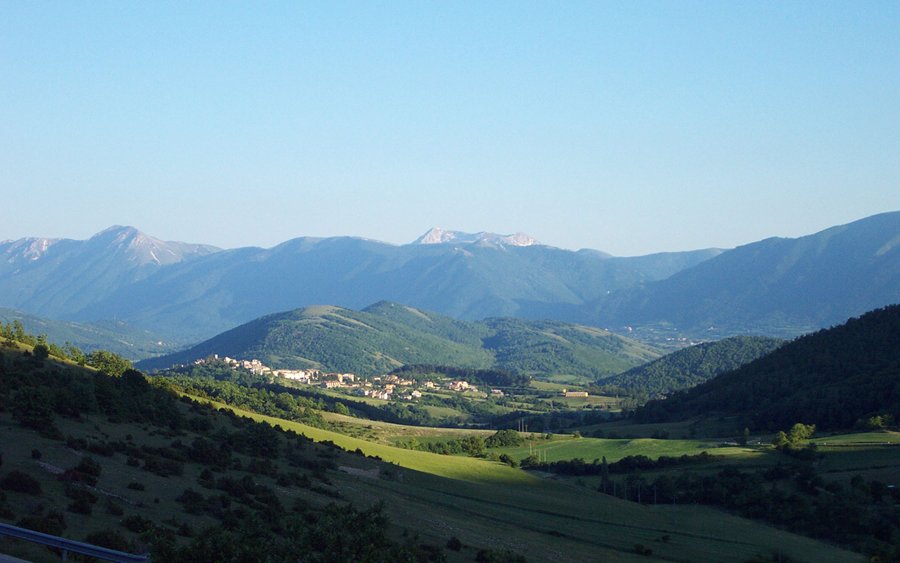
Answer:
187, 398, 863, 562
198, 398, 535, 485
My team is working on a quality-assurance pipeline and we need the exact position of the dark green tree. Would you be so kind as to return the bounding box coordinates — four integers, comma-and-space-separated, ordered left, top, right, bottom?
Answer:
86, 350, 132, 377
32, 343, 50, 362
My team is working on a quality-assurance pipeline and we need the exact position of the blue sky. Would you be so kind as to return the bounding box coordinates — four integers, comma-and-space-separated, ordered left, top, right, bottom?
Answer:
2, 2, 897, 255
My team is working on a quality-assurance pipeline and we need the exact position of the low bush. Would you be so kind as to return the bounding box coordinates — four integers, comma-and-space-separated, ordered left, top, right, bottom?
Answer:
1, 470, 42, 495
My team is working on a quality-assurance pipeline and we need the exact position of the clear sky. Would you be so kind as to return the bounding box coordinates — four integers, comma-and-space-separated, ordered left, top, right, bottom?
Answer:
1, 2, 897, 256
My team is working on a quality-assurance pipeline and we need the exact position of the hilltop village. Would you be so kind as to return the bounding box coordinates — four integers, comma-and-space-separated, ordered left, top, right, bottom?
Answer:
193, 354, 512, 401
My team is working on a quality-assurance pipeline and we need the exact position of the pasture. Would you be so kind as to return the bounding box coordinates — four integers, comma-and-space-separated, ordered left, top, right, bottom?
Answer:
172, 397, 864, 562
494, 434, 760, 464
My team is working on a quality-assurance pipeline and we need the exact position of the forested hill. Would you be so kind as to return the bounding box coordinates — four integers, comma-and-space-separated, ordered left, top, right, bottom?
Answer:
600, 336, 785, 396
137, 301, 661, 378
634, 305, 900, 431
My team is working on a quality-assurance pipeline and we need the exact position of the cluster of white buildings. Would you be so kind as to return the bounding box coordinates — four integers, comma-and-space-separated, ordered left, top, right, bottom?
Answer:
193, 355, 488, 402
196, 355, 271, 375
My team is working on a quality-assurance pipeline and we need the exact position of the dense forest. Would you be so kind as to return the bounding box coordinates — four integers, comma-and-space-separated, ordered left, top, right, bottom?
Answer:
598, 336, 784, 397
635, 305, 900, 430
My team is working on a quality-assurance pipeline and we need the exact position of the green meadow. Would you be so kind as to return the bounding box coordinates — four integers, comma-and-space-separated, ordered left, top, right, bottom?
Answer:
197, 399, 862, 562
494, 434, 759, 464
197, 398, 535, 485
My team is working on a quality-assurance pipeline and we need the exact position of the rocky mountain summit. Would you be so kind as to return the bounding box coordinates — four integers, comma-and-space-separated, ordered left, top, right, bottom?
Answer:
412, 227, 539, 247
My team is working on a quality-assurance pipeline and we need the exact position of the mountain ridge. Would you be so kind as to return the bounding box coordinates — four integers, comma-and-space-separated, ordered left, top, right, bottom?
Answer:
0, 226, 721, 342
0, 212, 896, 346
136, 301, 663, 378
595, 211, 900, 336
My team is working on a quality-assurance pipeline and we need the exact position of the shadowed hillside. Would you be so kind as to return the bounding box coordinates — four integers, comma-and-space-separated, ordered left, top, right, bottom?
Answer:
600, 336, 785, 396
635, 305, 900, 430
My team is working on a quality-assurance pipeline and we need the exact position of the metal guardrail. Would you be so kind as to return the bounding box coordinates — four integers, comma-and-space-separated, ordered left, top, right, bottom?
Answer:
0, 522, 150, 562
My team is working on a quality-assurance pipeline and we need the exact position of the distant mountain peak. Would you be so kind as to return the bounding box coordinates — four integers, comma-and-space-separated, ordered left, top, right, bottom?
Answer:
95, 225, 141, 238
1, 237, 59, 262
84, 226, 219, 266
412, 227, 539, 247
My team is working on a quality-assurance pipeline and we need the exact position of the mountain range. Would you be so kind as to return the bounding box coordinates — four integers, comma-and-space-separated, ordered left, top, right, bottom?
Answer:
1, 212, 897, 351
596, 211, 900, 337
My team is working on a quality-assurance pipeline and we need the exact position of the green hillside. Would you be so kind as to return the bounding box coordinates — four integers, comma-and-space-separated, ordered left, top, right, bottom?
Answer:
138, 302, 662, 377
600, 336, 785, 396
482, 317, 661, 378
635, 305, 900, 430
0, 342, 868, 562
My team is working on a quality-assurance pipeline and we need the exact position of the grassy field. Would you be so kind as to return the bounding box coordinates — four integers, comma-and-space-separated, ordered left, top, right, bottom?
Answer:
533, 373, 595, 386
196, 398, 535, 485
197, 400, 862, 562
807, 431, 900, 484
811, 430, 900, 445
529, 380, 574, 392
320, 410, 493, 444
493, 434, 761, 464
542, 394, 621, 409
336, 463, 862, 563
581, 417, 745, 439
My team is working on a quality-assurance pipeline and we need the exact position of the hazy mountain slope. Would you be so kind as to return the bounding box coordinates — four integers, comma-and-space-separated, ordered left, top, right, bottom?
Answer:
598, 212, 900, 336
601, 336, 785, 396
0, 226, 218, 321
0, 307, 174, 359
4, 213, 896, 348
136, 302, 663, 377
634, 305, 900, 430
72, 234, 720, 342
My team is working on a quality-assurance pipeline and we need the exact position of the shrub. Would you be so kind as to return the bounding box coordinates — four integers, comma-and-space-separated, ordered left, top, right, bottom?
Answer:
68, 498, 93, 515
105, 499, 124, 516
498, 453, 518, 468
177, 522, 194, 537
60, 467, 97, 487
126, 481, 145, 491
122, 514, 154, 533
1, 470, 42, 495
63, 483, 98, 505
446, 536, 463, 551
17, 511, 66, 536
84, 529, 133, 553
76, 456, 102, 476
